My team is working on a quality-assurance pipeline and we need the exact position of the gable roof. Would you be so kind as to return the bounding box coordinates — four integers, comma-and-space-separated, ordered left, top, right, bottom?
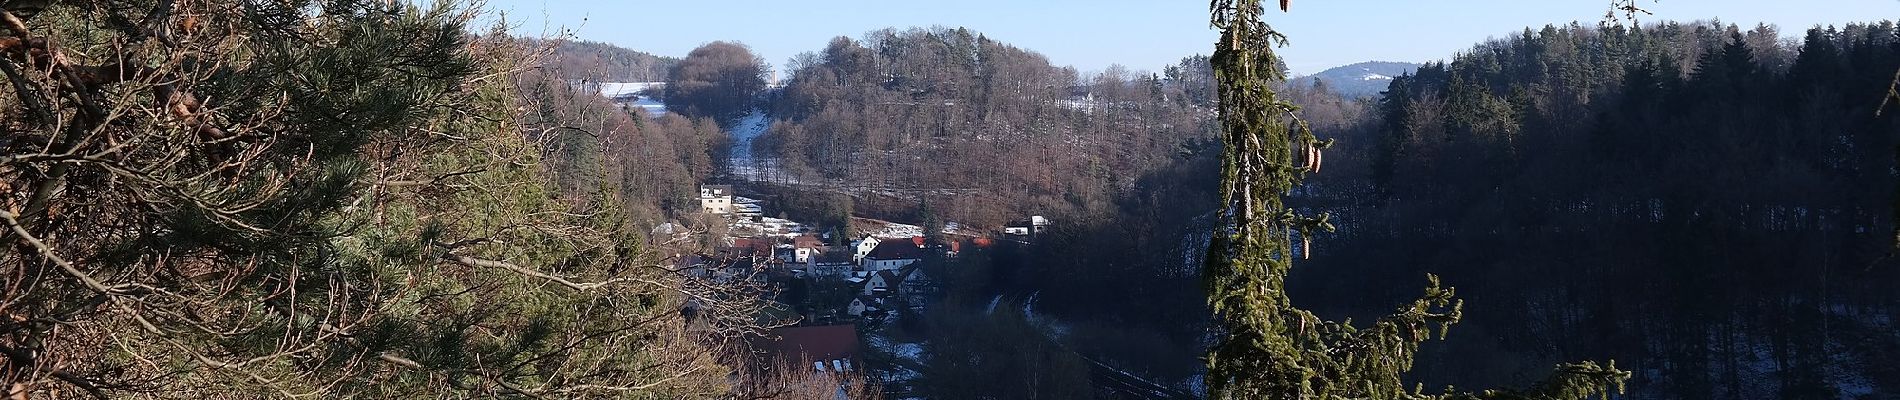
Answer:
813, 250, 854, 265
792, 235, 825, 249
875, 269, 902, 282
756, 325, 859, 366
865, 238, 925, 260
725, 237, 774, 256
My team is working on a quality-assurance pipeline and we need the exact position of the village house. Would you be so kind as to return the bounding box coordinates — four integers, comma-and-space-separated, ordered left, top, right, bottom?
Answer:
860, 269, 910, 296
846, 295, 883, 318
862, 237, 925, 271
851, 234, 880, 263
790, 235, 826, 263
753, 324, 859, 374
720, 237, 774, 258
807, 248, 855, 277
698, 184, 734, 214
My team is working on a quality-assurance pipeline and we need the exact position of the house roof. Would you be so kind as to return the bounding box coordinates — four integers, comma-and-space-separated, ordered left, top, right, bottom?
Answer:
726, 237, 774, 256
865, 238, 925, 260
875, 269, 906, 283
813, 250, 854, 265
756, 325, 859, 366
792, 235, 825, 249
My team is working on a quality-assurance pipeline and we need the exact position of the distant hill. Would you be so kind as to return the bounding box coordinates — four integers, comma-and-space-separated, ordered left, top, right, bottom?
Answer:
1292, 61, 1420, 98
542, 40, 678, 82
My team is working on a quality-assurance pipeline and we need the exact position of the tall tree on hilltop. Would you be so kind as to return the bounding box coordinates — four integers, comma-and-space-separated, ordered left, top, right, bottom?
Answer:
1202, 1, 1631, 398
664, 41, 767, 124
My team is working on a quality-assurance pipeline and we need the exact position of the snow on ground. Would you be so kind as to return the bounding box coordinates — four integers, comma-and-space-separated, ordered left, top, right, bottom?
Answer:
858, 219, 924, 239
727, 109, 770, 165
865, 323, 926, 392
1361, 73, 1392, 81
869, 335, 927, 365
625, 96, 667, 117
852, 217, 979, 240
731, 158, 810, 185
591, 82, 668, 117
729, 216, 806, 238
596, 82, 662, 98
1020, 292, 1071, 340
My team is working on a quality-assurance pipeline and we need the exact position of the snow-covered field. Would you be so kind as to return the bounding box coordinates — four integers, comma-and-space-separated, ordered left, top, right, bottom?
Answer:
728, 109, 769, 164
590, 82, 668, 117
595, 82, 662, 98
861, 221, 924, 239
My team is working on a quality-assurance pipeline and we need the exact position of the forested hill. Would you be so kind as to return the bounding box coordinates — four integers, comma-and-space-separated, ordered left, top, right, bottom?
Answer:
754, 27, 1220, 228
1292, 60, 1421, 98
543, 39, 679, 81
1292, 20, 1900, 399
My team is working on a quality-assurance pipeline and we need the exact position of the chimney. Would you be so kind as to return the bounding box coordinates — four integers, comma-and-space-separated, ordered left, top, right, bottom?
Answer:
912, 236, 925, 247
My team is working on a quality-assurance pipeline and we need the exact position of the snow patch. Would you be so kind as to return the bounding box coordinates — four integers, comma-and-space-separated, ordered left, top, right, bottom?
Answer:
862, 221, 924, 239
595, 82, 663, 98
592, 82, 668, 117
728, 109, 770, 164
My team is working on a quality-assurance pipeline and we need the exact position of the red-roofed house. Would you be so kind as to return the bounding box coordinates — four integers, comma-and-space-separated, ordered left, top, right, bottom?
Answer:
791, 234, 825, 263
724, 237, 774, 257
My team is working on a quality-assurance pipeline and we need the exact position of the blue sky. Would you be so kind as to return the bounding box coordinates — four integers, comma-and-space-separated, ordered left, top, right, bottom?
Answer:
483, 0, 1900, 76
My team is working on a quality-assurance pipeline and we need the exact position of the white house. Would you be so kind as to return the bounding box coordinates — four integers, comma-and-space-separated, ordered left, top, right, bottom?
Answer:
861, 270, 905, 296
862, 238, 924, 272
847, 296, 882, 317
698, 184, 734, 214
789, 235, 826, 263
851, 235, 880, 263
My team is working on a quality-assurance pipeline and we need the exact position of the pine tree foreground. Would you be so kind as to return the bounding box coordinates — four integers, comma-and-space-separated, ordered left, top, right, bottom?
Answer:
1202, 1, 1632, 399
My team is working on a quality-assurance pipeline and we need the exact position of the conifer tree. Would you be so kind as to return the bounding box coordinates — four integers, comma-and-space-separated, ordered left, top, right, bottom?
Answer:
0, 2, 756, 397
1203, 1, 1631, 398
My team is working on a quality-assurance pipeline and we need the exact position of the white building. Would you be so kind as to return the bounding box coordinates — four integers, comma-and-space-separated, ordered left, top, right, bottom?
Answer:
847, 296, 881, 317
861, 270, 904, 296
698, 184, 734, 214
862, 238, 924, 272
851, 235, 881, 263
